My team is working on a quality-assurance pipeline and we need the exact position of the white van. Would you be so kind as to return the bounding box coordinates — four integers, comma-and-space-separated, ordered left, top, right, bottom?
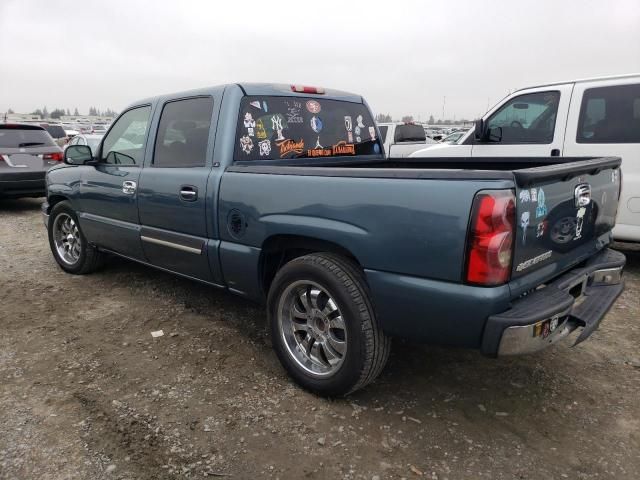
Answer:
410, 74, 640, 241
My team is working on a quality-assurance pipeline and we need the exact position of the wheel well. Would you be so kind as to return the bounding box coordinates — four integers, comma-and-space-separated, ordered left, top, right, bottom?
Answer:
260, 235, 360, 295
47, 195, 68, 212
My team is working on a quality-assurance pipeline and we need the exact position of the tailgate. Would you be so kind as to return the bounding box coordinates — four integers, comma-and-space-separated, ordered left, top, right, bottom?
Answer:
511, 157, 621, 278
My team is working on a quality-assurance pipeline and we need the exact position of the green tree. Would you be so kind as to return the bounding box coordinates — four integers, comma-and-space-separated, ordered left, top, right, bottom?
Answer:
74, 107, 79, 116
428, 115, 435, 125
401, 115, 414, 123
7, 108, 14, 114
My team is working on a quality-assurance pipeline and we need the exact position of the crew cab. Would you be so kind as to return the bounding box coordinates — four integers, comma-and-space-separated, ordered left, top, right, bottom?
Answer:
43, 83, 625, 396
410, 73, 640, 242
377, 122, 437, 157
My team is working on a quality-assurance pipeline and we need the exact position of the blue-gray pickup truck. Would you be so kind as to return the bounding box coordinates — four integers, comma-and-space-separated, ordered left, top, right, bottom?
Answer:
43, 83, 625, 395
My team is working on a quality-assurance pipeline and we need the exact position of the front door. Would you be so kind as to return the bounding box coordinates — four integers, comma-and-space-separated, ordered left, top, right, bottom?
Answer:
137, 96, 215, 281
471, 85, 573, 158
78, 105, 152, 259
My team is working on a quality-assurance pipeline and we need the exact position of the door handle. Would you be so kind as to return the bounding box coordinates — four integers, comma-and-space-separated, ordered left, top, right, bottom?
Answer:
122, 180, 137, 195
179, 185, 198, 201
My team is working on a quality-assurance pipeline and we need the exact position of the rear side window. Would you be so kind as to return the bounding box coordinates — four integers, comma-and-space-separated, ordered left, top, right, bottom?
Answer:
577, 84, 640, 143
378, 125, 389, 142
45, 125, 66, 138
486, 91, 560, 144
153, 97, 214, 167
234, 96, 382, 161
394, 124, 426, 143
0, 126, 55, 148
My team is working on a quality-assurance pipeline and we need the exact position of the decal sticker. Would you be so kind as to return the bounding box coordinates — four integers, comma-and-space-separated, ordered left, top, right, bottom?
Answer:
247, 127, 255, 137
516, 250, 552, 272
306, 100, 321, 113
332, 141, 355, 156
535, 188, 547, 218
549, 314, 559, 332
344, 116, 353, 132
310, 116, 323, 133
314, 136, 323, 149
356, 115, 365, 128
249, 100, 261, 110
347, 131, 353, 143
239, 135, 253, 155
611, 169, 618, 183
601, 191, 607, 206
271, 114, 286, 141
369, 126, 376, 141
530, 188, 537, 202
574, 207, 586, 240
519, 190, 531, 203
536, 220, 546, 238
356, 136, 361, 143
355, 126, 361, 136
306, 147, 333, 157
276, 139, 305, 157
256, 119, 267, 140
285, 101, 304, 124
520, 211, 530, 245
374, 143, 381, 154
258, 139, 272, 156
243, 112, 256, 128
263, 101, 268, 112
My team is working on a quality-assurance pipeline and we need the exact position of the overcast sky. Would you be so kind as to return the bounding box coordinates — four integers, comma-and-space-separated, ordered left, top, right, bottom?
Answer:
1, 0, 639, 120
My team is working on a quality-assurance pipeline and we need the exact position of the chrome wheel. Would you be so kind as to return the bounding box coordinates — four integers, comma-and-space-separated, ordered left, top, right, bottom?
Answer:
52, 213, 82, 265
277, 281, 347, 377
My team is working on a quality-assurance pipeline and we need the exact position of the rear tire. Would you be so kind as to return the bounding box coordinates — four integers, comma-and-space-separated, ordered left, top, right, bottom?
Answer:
267, 253, 391, 396
48, 201, 103, 274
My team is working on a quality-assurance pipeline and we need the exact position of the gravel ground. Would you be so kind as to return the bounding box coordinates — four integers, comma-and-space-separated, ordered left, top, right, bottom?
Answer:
1, 197, 639, 480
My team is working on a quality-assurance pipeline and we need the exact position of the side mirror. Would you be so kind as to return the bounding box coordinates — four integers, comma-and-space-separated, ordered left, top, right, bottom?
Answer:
474, 119, 486, 141
64, 145, 94, 165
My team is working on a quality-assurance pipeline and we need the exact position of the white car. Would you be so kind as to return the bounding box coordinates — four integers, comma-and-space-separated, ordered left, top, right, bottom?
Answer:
410, 73, 640, 241
377, 122, 437, 157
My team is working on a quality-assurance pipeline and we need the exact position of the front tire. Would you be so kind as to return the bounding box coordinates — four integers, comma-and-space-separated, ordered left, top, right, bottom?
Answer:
267, 253, 390, 396
48, 201, 103, 274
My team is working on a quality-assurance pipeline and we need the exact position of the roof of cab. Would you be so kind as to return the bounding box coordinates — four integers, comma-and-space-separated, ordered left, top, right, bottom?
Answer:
129, 83, 364, 109
514, 72, 640, 93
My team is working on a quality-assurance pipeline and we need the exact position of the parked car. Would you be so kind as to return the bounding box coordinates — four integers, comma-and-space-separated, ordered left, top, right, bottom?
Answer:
0, 124, 64, 198
39, 123, 68, 148
377, 122, 437, 157
91, 124, 108, 134
411, 73, 640, 242
43, 83, 625, 396
65, 133, 103, 155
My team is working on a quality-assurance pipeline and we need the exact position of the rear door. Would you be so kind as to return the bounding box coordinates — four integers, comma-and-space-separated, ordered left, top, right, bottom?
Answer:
511, 158, 621, 279
78, 105, 152, 259
563, 78, 640, 241
472, 85, 573, 158
137, 96, 216, 281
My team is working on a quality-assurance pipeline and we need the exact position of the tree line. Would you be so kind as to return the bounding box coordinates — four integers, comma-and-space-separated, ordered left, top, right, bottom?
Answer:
5, 106, 118, 119
376, 113, 472, 125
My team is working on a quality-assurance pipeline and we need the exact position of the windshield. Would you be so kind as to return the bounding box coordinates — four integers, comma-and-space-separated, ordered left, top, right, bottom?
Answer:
234, 96, 382, 161
0, 127, 56, 148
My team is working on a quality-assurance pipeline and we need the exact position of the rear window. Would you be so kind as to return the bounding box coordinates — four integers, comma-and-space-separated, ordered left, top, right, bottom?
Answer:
577, 83, 640, 143
234, 96, 382, 161
44, 125, 66, 138
394, 124, 426, 143
0, 127, 56, 148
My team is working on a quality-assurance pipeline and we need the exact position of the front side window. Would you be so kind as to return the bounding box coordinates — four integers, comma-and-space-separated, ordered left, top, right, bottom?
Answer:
101, 106, 151, 165
486, 91, 560, 144
153, 97, 213, 167
577, 84, 640, 143
234, 96, 382, 161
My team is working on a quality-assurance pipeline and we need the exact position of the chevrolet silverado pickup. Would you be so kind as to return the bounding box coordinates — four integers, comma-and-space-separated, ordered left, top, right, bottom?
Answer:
43, 83, 625, 396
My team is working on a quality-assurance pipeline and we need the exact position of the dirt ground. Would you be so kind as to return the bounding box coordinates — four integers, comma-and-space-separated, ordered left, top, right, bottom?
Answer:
1, 197, 639, 480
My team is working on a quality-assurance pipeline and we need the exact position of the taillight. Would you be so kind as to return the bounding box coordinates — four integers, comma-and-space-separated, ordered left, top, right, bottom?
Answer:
465, 189, 516, 286
43, 152, 64, 161
290, 85, 325, 94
